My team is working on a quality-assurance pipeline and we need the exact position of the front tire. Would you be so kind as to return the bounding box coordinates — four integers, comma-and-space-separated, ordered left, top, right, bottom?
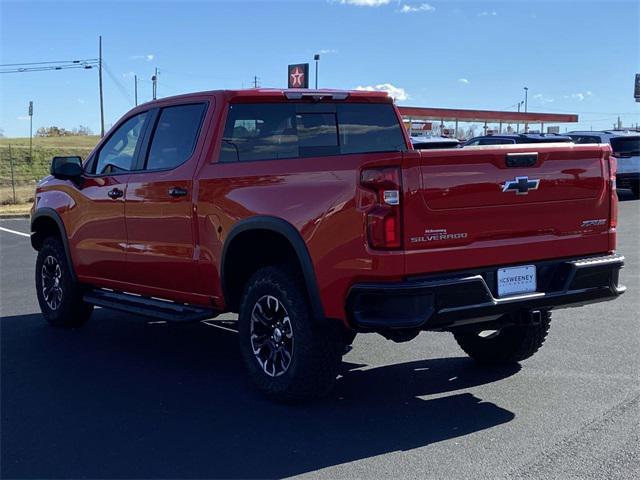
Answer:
35, 237, 93, 328
238, 266, 343, 403
453, 311, 551, 365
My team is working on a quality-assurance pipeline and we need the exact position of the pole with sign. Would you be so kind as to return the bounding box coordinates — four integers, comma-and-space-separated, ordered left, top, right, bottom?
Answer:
28, 101, 33, 162
288, 63, 309, 89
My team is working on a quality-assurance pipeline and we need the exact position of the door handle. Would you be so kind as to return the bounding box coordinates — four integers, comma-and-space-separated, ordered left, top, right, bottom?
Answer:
168, 187, 188, 198
108, 188, 124, 199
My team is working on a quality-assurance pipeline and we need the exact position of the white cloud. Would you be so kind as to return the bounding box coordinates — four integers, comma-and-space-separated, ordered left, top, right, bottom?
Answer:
533, 93, 554, 104
356, 83, 409, 101
17, 116, 29, 121
122, 71, 137, 79
77, 98, 86, 104
478, 11, 497, 16
399, 3, 435, 14
318, 49, 337, 54
129, 54, 154, 62
339, 0, 390, 6
571, 93, 585, 101
586, 90, 593, 96
458, 78, 469, 84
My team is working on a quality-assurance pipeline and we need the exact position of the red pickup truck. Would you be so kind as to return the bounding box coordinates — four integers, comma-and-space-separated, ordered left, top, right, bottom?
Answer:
31, 89, 625, 402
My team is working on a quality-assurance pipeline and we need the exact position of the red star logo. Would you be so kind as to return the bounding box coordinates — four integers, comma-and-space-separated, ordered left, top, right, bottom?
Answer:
290, 67, 304, 87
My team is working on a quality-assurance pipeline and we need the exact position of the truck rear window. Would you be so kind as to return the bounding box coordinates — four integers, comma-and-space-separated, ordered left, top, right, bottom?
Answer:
219, 103, 406, 162
610, 136, 640, 156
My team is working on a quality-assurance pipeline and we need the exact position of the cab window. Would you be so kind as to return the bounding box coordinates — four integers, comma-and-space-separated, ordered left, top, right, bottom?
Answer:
478, 138, 515, 145
568, 135, 601, 144
94, 113, 147, 175
145, 103, 206, 170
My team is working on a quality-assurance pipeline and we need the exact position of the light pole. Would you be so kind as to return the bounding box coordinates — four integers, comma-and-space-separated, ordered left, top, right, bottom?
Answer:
516, 100, 524, 133
99, 36, 105, 137
314, 54, 320, 89
523, 87, 529, 132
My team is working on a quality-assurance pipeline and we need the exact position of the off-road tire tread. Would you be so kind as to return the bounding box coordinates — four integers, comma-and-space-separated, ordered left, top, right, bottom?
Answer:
238, 265, 342, 403
36, 237, 93, 328
453, 311, 551, 365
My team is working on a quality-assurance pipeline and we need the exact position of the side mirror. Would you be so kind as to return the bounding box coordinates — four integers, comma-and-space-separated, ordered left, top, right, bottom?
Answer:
51, 156, 83, 180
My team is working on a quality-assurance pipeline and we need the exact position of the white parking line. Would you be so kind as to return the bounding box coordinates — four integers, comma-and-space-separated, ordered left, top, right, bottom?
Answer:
201, 320, 239, 333
0, 226, 30, 238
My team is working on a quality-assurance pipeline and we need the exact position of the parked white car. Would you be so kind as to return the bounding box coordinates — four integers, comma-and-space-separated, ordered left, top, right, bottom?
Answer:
410, 135, 460, 149
566, 131, 640, 198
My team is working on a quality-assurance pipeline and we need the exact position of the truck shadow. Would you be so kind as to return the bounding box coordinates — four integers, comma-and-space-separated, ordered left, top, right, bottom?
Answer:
1, 311, 518, 479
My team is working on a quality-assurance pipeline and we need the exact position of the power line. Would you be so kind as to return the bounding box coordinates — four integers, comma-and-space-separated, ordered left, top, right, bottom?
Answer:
0, 58, 98, 67
0, 39, 105, 136
1, 62, 99, 74
102, 61, 134, 104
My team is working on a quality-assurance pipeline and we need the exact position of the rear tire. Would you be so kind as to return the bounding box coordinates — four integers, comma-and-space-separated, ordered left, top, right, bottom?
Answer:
238, 266, 343, 403
36, 237, 93, 328
453, 311, 551, 365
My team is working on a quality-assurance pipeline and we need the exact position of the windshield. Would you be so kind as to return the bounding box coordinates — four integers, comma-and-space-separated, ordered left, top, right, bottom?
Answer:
610, 136, 640, 156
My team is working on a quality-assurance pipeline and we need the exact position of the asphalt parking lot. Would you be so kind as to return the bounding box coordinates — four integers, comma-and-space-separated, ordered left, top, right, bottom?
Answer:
1, 191, 638, 480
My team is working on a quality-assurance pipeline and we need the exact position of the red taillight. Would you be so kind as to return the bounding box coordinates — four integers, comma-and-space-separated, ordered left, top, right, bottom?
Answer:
360, 167, 402, 249
609, 154, 618, 230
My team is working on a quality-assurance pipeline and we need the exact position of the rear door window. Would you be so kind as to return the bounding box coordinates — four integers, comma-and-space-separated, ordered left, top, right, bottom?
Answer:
145, 103, 206, 170
219, 102, 406, 162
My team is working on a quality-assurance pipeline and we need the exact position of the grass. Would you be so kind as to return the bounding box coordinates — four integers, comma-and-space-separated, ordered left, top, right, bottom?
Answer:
0, 136, 100, 148
0, 202, 32, 216
0, 136, 99, 204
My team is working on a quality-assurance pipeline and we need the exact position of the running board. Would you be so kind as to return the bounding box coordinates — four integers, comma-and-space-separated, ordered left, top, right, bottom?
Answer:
83, 289, 216, 322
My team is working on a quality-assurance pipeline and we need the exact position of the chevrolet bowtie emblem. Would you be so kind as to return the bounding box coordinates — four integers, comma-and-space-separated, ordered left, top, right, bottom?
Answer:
502, 176, 540, 195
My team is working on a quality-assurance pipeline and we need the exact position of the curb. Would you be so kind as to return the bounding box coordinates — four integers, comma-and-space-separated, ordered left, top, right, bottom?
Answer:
0, 214, 30, 219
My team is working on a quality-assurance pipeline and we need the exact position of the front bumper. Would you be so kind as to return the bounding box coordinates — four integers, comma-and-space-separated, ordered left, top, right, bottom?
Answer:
346, 254, 625, 332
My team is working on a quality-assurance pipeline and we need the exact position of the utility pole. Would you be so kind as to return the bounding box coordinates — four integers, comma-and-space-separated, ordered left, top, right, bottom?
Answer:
152, 67, 157, 100
134, 75, 138, 106
28, 101, 33, 162
99, 35, 105, 137
314, 54, 320, 89
523, 87, 529, 132
253, 75, 259, 88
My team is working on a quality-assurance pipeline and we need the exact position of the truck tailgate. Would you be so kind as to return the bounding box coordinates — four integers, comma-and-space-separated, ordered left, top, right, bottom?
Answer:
402, 143, 612, 276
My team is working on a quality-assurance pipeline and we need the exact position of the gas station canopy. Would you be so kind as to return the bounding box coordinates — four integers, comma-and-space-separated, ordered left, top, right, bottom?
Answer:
398, 106, 578, 124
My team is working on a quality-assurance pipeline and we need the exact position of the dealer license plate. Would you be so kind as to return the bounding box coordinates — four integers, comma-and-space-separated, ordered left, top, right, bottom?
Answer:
497, 265, 537, 297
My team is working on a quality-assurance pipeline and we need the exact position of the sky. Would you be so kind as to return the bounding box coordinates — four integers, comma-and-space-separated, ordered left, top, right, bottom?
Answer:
1, 0, 639, 137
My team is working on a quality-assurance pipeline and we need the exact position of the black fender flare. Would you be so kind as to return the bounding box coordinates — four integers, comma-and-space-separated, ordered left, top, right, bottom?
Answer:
31, 207, 77, 282
221, 216, 325, 321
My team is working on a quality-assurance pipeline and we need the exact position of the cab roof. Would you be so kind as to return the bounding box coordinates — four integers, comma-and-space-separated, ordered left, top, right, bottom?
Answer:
142, 88, 393, 107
